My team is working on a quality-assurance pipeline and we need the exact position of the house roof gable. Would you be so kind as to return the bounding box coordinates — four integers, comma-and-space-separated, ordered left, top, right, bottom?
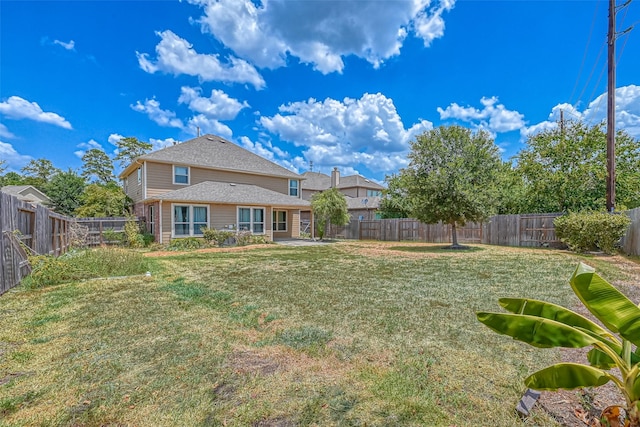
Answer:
1, 185, 51, 203
120, 134, 302, 180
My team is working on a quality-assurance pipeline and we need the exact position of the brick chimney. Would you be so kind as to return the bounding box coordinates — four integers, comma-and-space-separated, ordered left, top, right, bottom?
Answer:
330, 167, 340, 188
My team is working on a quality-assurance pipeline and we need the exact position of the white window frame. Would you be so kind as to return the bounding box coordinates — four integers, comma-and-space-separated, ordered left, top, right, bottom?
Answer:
171, 203, 209, 237
137, 167, 142, 185
289, 179, 299, 197
237, 207, 266, 234
173, 165, 190, 185
367, 189, 381, 197
272, 210, 287, 232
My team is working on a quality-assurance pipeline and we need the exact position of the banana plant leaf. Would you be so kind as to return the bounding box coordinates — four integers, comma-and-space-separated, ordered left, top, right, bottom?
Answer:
476, 312, 599, 348
525, 363, 611, 390
499, 297, 613, 339
571, 263, 640, 347
587, 348, 617, 370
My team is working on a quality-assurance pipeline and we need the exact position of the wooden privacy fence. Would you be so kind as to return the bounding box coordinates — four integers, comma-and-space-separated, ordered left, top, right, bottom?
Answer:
331, 209, 640, 256
1, 191, 72, 295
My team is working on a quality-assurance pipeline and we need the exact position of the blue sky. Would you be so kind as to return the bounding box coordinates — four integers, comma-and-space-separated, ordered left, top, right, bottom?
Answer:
1, 0, 639, 183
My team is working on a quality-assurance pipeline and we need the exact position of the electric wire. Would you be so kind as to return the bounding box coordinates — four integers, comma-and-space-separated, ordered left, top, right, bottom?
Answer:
569, 0, 600, 106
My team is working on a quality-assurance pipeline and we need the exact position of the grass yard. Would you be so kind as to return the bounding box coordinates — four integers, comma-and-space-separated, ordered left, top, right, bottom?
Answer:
0, 241, 637, 426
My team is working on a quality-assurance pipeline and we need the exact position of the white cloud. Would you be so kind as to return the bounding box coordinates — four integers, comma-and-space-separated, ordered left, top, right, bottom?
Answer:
260, 93, 431, 173
437, 96, 525, 133
131, 99, 184, 129
53, 39, 75, 50
74, 139, 104, 158
0, 141, 32, 171
149, 137, 180, 150
187, 115, 233, 140
0, 96, 72, 129
0, 123, 15, 139
189, 0, 455, 74
523, 85, 640, 139
136, 30, 265, 89
107, 133, 125, 145
238, 136, 304, 173
178, 87, 249, 120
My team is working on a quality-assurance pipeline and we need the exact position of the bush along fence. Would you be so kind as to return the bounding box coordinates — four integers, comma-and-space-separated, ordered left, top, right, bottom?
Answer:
328, 207, 640, 256
0, 191, 73, 295
74, 217, 146, 246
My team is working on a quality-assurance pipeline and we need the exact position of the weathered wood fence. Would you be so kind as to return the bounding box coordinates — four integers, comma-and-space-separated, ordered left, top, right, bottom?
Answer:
1, 192, 73, 295
75, 217, 144, 246
329, 208, 640, 256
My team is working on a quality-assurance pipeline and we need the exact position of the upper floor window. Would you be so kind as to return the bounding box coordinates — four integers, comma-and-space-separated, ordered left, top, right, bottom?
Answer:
174, 166, 189, 185
367, 189, 382, 197
289, 179, 299, 197
137, 167, 142, 185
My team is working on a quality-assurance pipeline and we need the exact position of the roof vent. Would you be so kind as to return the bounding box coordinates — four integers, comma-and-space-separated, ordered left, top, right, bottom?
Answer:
229, 183, 236, 186
206, 137, 215, 141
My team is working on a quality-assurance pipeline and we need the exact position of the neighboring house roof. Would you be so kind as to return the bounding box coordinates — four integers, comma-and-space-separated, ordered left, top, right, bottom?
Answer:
300, 171, 384, 191
345, 196, 381, 210
119, 134, 302, 180
300, 171, 331, 190
1, 185, 51, 204
339, 175, 384, 190
153, 181, 311, 208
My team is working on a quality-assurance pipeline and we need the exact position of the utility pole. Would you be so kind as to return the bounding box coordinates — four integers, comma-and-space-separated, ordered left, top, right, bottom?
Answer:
560, 109, 565, 134
606, 0, 616, 212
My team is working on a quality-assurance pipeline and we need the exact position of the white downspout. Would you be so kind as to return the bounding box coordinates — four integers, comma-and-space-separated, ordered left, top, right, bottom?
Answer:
159, 200, 163, 244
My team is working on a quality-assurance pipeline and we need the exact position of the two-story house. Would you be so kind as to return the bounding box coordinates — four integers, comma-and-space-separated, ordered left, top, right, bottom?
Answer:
301, 167, 384, 222
119, 134, 310, 243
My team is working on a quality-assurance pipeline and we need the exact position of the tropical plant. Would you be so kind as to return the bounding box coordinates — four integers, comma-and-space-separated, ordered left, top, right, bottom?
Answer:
477, 263, 640, 426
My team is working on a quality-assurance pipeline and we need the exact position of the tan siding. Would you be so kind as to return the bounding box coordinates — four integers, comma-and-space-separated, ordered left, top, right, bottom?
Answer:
124, 167, 144, 203
211, 205, 236, 230
291, 210, 300, 238
145, 162, 291, 198
160, 201, 171, 244
302, 189, 319, 200
340, 187, 358, 197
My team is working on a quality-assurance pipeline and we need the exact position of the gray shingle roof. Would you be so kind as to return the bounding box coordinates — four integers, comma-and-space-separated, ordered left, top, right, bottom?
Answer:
154, 181, 311, 208
300, 171, 384, 190
345, 196, 381, 210
121, 134, 301, 179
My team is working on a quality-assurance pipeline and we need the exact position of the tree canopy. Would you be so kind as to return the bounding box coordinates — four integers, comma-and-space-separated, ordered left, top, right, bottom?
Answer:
114, 137, 152, 168
46, 169, 87, 216
75, 182, 130, 217
81, 148, 116, 185
400, 125, 502, 247
514, 121, 640, 212
311, 187, 350, 239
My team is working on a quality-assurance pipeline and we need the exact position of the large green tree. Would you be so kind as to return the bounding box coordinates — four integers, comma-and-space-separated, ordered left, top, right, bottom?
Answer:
114, 137, 152, 168
81, 148, 115, 184
311, 187, 350, 239
45, 169, 87, 216
514, 121, 640, 212
379, 173, 413, 218
401, 125, 502, 248
75, 182, 130, 217
21, 158, 61, 190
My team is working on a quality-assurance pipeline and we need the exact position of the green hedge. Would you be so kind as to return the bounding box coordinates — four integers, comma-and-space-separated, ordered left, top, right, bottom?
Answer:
554, 211, 631, 254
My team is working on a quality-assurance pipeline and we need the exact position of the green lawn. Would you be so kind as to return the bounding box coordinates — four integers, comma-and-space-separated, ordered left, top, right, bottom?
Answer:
0, 242, 633, 426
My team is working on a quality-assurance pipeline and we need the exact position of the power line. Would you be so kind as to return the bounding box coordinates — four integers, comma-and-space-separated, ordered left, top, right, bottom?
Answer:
569, 0, 601, 106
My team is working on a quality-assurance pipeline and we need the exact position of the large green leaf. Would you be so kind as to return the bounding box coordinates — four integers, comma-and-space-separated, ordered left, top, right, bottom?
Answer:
525, 363, 611, 390
587, 348, 616, 370
476, 312, 598, 348
571, 263, 640, 346
499, 297, 612, 338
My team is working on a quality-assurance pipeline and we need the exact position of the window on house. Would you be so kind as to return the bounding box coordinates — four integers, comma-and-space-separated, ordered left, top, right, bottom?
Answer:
148, 205, 155, 234
289, 179, 299, 197
238, 207, 265, 234
273, 210, 287, 231
137, 167, 142, 185
173, 204, 208, 237
174, 166, 189, 185
367, 189, 382, 197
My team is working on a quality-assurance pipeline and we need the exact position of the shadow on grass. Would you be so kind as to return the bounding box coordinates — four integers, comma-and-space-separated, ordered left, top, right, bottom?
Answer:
389, 245, 485, 254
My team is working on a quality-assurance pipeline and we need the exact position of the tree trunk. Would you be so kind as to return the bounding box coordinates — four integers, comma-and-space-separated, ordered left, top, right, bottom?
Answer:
451, 222, 460, 248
